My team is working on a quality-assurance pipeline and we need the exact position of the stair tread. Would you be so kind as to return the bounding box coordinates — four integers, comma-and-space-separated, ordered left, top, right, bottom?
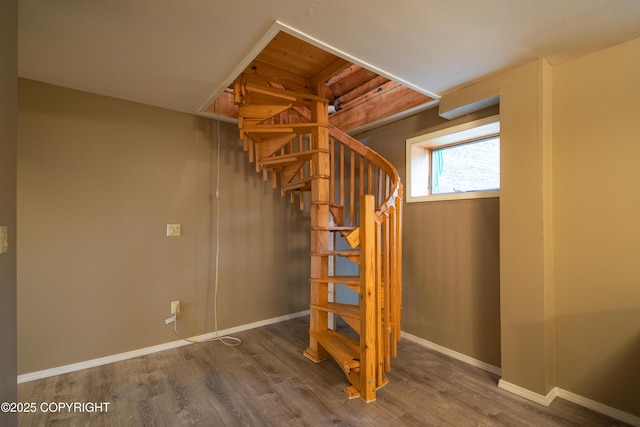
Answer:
310, 276, 361, 294
243, 123, 324, 137
259, 149, 328, 168
311, 249, 360, 256
312, 225, 357, 231
311, 201, 344, 207
238, 105, 293, 127
344, 227, 360, 249
310, 275, 360, 284
281, 175, 330, 192
238, 104, 292, 118
245, 83, 328, 104
309, 329, 360, 374
311, 302, 360, 319
281, 181, 310, 192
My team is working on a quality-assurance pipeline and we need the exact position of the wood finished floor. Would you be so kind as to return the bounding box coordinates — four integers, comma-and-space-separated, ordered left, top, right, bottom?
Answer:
18, 317, 628, 426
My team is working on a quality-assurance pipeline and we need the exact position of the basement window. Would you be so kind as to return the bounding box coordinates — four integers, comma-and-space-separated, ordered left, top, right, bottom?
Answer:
406, 115, 500, 202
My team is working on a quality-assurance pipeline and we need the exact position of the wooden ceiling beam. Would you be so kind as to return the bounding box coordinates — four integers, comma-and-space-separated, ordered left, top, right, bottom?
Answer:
326, 65, 378, 99
326, 64, 362, 86
334, 75, 390, 107
310, 57, 352, 88
329, 83, 434, 131
335, 80, 400, 111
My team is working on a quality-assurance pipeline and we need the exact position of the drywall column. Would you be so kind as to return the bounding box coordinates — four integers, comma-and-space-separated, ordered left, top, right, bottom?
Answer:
0, 0, 18, 426
440, 59, 556, 398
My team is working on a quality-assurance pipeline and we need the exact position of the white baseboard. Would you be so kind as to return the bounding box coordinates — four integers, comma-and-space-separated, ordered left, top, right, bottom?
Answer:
555, 388, 640, 427
403, 333, 639, 426
19, 314, 639, 426
18, 310, 310, 384
497, 379, 557, 406
401, 331, 502, 376
497, 380, 640, 425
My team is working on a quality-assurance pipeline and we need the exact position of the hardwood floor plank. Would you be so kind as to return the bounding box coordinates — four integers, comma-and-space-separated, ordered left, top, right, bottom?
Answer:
18, 317, 630, 426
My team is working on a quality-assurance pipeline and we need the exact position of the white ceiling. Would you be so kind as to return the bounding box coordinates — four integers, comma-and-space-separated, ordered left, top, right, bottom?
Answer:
18, 0, 640, 115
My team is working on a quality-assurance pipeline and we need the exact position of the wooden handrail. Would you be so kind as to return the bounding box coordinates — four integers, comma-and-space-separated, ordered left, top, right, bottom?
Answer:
327, 125, 402, 224
328, 125, 399, 187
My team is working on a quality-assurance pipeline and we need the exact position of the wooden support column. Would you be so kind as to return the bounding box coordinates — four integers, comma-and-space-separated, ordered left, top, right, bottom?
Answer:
359, 194, 377, 402
303, 84, 331, 362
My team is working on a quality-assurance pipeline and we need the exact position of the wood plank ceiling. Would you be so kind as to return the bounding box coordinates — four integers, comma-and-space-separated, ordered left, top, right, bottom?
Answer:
205, 31, 435, 132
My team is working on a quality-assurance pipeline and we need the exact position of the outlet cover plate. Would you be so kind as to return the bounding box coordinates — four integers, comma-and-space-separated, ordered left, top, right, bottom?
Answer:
0, 226, 7, 254
166, 224, 181, 237
171, 300, 180, 314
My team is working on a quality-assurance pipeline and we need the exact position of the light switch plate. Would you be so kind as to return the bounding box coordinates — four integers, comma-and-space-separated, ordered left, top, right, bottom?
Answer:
0, 226, 8, 254
166, 224, 181, 237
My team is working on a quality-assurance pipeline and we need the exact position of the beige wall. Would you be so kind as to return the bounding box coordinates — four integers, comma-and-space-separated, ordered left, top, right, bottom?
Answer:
553, 37, 640, 415
356, 106, 502, 367
15, 34, 640, 418
0, 0, 18, 426
439, 37, 640, 417
17, 79, 310, 374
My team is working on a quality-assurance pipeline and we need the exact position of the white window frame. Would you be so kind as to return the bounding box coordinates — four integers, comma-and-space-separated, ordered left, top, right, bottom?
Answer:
406, 115, 500, 203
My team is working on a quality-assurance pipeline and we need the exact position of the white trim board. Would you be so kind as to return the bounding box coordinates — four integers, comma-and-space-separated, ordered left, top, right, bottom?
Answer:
18, 310, 310, 384
401, 331, 501, 376
498, 380, 640, 427
497, 379, 557, 407
555, 388, 640, 427
403, 332, 639, 426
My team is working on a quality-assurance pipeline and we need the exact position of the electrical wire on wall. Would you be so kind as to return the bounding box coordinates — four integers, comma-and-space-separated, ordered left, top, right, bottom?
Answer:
172, 101, 241, 347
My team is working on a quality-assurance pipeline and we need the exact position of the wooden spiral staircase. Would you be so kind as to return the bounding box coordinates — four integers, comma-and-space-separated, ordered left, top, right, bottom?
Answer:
234, 73, 403, 402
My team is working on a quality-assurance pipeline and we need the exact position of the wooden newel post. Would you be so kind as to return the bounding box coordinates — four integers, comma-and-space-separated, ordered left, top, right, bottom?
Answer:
304, 85, 331, 363
359, 194, 377, 402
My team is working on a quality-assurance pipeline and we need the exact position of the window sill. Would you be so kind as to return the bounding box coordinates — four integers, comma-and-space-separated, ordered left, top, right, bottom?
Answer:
407, 190, 499, 203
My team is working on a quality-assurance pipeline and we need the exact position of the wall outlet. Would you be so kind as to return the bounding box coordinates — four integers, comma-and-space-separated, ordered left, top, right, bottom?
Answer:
171, 300, 180, 315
